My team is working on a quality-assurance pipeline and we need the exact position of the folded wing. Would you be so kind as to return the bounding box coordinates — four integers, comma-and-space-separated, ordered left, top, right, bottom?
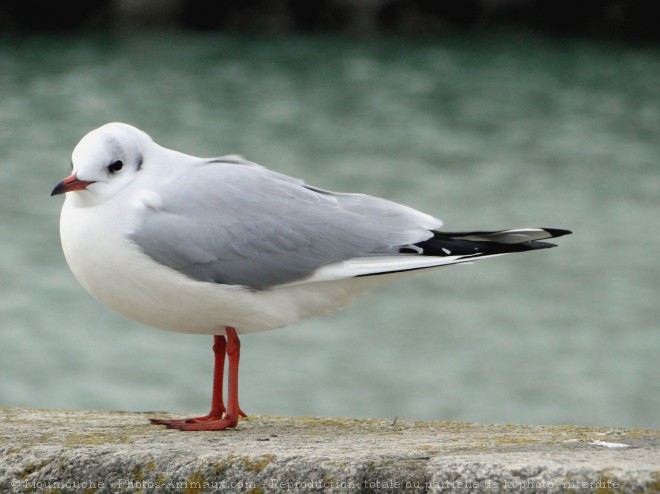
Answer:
129, 158, 442, 290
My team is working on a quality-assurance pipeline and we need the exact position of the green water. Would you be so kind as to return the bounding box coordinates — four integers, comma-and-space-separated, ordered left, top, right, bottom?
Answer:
1, 31, 658, 428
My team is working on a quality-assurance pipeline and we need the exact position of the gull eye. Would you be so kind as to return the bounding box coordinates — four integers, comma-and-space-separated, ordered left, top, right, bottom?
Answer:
108, 160, 123, 173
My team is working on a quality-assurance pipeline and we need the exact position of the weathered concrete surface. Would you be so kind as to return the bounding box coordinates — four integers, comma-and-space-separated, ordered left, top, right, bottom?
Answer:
0, 408, 658, 493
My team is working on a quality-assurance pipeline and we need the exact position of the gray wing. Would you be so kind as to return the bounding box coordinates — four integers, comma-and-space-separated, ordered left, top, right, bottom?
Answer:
129, 158, 441, 290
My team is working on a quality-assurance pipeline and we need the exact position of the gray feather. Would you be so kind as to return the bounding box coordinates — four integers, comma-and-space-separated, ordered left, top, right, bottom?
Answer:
129, 159, 440, 290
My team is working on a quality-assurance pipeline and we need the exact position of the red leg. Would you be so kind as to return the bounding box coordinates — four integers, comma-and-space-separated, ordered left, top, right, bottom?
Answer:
225, 327, 247, 419
172, 327, 244, 431
150, 334, 228, 426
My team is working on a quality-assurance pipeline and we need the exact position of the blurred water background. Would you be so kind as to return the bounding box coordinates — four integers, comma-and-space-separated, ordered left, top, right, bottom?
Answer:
1, 28, 658, 428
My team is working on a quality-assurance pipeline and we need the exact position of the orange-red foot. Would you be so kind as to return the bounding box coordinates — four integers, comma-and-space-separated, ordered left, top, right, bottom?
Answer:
149, 409, 246, 427
150, 413, 223, 426
166, 413, 241, 431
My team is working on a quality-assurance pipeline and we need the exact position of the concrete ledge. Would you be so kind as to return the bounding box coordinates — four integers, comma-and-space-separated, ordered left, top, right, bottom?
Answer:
1, 408, 658, 493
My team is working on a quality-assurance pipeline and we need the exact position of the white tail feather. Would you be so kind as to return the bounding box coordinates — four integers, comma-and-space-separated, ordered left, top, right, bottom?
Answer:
281, 253, 504, 287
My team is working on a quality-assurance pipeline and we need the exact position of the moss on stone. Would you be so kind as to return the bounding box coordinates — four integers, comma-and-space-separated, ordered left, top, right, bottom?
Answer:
241, 454, 276, 473
183, 471, 205, 494
645, 472, 660, 494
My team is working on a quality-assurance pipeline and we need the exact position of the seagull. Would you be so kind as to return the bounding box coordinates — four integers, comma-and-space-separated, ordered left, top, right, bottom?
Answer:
51, 122, 570, 431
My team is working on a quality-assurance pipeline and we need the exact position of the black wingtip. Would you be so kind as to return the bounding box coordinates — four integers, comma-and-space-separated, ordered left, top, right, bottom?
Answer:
523, 240, 558, 250
541, 228, 572, 239
408, 228, 571, 258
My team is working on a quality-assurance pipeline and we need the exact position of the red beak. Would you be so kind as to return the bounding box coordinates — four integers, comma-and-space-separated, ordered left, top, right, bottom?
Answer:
50, 174, 95, 196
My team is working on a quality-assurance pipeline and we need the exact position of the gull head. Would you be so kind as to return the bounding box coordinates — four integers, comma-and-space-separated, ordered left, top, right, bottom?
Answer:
51, 122, 153, 203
